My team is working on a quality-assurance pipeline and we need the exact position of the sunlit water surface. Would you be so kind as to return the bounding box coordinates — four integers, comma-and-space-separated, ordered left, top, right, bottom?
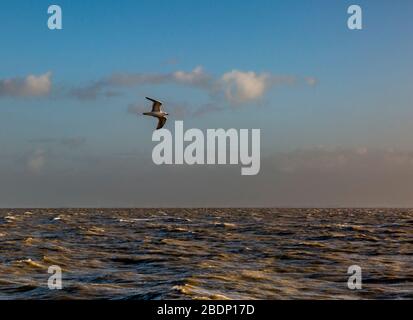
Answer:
0, 208, 412, 299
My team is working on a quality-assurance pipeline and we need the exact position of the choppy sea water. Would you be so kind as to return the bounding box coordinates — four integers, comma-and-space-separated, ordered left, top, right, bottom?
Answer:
0, 208, 412, 300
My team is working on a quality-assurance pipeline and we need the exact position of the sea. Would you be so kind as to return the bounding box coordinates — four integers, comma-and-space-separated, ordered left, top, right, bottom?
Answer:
0, 208, 411, 299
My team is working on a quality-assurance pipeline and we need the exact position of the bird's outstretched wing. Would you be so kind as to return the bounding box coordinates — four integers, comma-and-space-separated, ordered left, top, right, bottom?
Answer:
156, 117, 167, 130
146, 97, 163, 112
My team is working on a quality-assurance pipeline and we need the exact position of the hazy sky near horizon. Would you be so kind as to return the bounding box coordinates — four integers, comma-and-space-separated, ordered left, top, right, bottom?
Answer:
0, 0, 413, 207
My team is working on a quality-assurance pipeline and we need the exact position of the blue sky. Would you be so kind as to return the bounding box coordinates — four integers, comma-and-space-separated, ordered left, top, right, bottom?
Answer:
0, 0, 412, 207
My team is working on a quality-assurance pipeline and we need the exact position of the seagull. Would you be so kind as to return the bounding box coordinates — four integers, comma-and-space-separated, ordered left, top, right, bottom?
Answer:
143, 97, 168, 130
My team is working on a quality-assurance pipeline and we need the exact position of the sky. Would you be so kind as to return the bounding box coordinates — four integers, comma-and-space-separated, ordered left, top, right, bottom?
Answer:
0, 0, 412, 207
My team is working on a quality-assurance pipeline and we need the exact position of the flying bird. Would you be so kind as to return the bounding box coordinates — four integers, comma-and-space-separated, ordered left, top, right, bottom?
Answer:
143, 97, 168, 130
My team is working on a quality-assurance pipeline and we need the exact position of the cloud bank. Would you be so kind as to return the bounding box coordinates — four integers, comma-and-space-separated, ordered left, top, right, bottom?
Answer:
0, 72, 52, 98
70, 66, 214, 100
4, 146, 413, 207
272, 146, 413, 173
71, 66, 315, 104
0, 68, 316, 114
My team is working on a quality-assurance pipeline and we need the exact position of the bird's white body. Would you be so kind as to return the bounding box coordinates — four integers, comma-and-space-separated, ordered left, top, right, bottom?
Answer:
143, 111, 167, 118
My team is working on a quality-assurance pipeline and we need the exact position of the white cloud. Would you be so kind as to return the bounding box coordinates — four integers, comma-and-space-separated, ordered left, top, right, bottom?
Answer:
221, 70, 270, 103
173, 66, 209, 85
0, 72, 52, 97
